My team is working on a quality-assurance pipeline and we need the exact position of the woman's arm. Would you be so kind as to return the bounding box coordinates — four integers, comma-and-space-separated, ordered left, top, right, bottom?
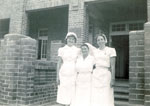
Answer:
85, 43, 97, 56
56, 57, 63, 85
110, 57, 116, 87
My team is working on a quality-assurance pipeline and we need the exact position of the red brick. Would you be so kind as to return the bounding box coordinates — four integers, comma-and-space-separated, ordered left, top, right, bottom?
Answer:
130, 57, 144, 61
129, 30, 145, 105
137, 95, 144, 99
145, 102, 150, 106
129, 99, 144, 105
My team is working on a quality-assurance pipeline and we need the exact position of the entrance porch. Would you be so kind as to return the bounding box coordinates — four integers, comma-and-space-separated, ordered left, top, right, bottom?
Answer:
86, 0, 147, 105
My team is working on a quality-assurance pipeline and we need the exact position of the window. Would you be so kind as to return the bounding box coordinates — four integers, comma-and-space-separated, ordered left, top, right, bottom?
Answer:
129, 23, 144, 31
110, 21, 145, 36
38, 29, 48, 60
112, 24, 126, 32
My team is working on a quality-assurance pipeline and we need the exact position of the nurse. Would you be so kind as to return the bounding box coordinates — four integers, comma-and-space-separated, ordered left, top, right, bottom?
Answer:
71, 43, 95, 106
87, 33, 117, 106
56, 32, 80, 106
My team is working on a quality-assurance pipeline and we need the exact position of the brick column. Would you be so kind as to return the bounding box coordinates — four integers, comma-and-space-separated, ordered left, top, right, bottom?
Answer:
0, 34, 36, 106
148, 0, 150, 21
144, 22, 150, 106
0, 40, 3, 105
129, 31, 145, 106
68, 0, 89, 45
9, 0, 28, 35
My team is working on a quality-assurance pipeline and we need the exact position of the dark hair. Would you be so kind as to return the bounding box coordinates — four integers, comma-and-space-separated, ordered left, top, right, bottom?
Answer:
96, 33, 107, 43
80, 43, 89, 50
65, 35, 77, 44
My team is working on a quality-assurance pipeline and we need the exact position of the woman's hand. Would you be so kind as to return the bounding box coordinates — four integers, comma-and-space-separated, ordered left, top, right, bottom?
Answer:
56, 57, 62, 86
57, 78, 60, 86
110, 79, 115, 88
110, 57, 116, 88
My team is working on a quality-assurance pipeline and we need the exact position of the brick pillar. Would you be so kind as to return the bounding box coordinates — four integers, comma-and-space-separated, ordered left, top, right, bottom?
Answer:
0, 34, 36, 106
9, 0, 28, 35
148, 0, 150, 21
129, 31, 145, 106
68, 0, 88, 45
0, 40, 3, 105
144, 22, 150, 106
85, 7, 89, 42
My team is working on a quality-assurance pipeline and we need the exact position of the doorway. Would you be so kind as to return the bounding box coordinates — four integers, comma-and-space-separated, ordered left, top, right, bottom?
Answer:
111, 35, 129, 79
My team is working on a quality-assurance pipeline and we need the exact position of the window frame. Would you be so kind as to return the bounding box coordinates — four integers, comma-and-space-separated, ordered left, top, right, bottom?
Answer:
109, 20, 145, 36
37, 28, 48, 60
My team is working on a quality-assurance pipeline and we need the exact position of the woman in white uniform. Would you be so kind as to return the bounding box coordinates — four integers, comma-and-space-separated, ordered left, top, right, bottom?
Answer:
87, 33, 116, 106
71, 44, 95, 106
56, 32, 80, 106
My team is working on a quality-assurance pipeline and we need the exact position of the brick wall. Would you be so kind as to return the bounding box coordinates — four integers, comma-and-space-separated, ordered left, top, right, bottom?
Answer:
0, 39, 2, 105
17, 35, 36, 105
34, 61, 56, 86
33, 84, 57, 105
148, 0, 150, 21
68, 0, 87, 46
0, 34, 36, 106
0, 0, 12, 19
0, 34, 58, 106
84, 7, 89, 42
129, 31, 145, 106
34, 69, 57, 105
144, 22, 150, 106
33, 61, 57, 105
9, 0, 28, 35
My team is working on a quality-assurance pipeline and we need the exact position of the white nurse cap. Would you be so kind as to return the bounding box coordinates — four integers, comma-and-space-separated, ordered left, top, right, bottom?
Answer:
101, 33, 107, 43
65, 32, 77, 40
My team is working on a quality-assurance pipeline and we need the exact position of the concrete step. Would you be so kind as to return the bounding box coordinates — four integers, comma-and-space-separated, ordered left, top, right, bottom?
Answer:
115, 100, 129, 106
114, 93, 129, 100
114, 79, 129, 87
114, 79, 129, 102
114, 86, 129, 94
114, 82, 129, 87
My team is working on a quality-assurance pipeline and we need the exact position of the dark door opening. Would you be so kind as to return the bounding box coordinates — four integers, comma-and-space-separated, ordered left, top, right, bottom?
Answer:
111, 35, 129, 79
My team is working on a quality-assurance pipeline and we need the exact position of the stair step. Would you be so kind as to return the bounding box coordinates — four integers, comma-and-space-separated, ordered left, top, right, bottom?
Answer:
115, 100, 129, 106
114, 87, 129, 93
115, 93, 129, 100
114, 83, 129, 87
115, 80, 129, 87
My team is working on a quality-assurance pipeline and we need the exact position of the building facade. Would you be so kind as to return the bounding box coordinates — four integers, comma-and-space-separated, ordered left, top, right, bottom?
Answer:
0, 0, 150, 106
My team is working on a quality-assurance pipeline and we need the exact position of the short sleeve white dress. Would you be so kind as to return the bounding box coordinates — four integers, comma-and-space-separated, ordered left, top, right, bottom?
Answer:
57, 45, 80, 105
91, 46, 116, 106
71, 55, 95, 106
